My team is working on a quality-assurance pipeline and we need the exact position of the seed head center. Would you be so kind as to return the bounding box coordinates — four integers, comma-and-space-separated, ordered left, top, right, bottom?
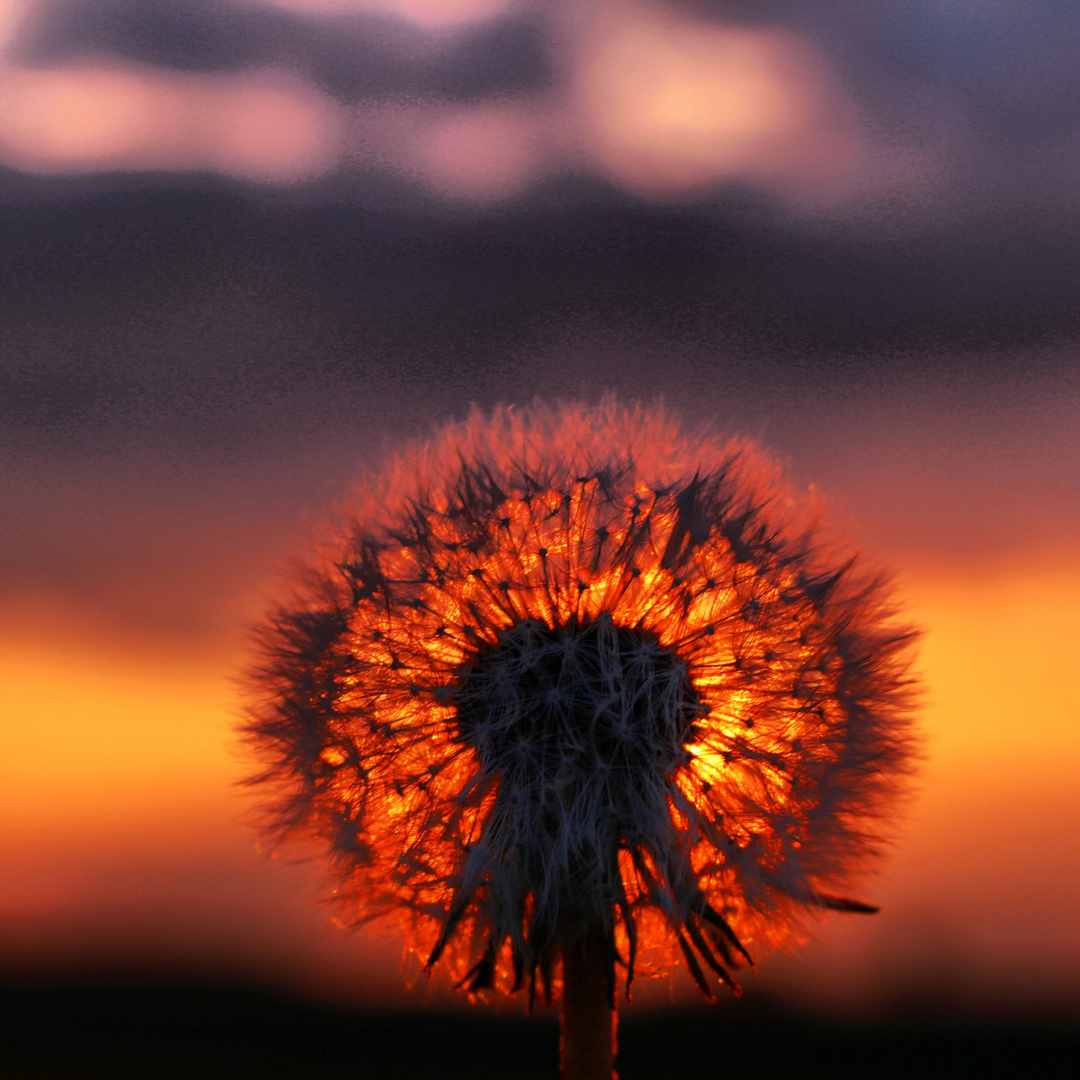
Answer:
455, 614, 701, 789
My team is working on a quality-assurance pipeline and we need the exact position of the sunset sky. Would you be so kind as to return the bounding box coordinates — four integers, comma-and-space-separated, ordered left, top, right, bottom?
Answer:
2, 0, 1079, 1023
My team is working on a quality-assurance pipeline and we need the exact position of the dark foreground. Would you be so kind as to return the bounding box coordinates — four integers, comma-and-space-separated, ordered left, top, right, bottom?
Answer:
1, 981, 1075, 1080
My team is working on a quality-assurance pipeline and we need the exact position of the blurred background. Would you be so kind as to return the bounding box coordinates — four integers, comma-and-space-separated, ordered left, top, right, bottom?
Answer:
1, 1, 1078, 1075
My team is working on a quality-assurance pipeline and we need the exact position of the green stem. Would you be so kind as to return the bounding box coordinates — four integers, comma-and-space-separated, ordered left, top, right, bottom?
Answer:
559, 925, 617, 1080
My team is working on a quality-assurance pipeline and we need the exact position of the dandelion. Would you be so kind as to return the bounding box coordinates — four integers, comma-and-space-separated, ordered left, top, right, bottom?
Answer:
241, 400, 917, 1080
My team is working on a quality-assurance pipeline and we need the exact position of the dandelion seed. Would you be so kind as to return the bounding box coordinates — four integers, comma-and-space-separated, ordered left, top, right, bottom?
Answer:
240, 399, 917, 1080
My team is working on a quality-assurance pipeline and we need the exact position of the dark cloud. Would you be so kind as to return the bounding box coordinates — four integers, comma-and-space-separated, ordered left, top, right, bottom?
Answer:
17, 0, 552, 101
1, 172, 1078, 449
16, 0, 272, 72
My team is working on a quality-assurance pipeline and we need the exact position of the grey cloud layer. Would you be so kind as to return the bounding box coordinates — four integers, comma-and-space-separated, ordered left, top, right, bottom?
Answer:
18, 0, 552, 100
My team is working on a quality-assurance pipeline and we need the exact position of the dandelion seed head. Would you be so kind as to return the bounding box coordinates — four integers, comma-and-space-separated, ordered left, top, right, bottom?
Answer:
242, 399, 917, 1001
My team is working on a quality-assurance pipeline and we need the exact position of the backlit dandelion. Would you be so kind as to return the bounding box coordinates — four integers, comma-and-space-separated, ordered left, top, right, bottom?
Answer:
241, 400, 917, 1080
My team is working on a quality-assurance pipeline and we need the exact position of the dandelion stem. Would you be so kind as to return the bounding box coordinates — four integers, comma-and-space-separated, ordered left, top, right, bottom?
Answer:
560, 924, 617, 1080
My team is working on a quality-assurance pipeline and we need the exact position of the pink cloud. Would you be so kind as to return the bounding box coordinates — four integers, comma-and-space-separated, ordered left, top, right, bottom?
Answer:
0, 61, 342, 181
570, 2, 860, 200
414, 102, 545, 200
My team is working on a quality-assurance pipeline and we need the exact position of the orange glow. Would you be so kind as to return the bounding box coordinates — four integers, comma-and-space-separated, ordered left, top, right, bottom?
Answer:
0, 639, 234, 849
0, 618, 421, 1001
904, 561, 1080, 784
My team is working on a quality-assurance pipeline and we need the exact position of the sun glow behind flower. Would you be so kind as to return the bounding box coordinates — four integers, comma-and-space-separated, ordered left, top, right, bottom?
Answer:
242, 402, 916, 1003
